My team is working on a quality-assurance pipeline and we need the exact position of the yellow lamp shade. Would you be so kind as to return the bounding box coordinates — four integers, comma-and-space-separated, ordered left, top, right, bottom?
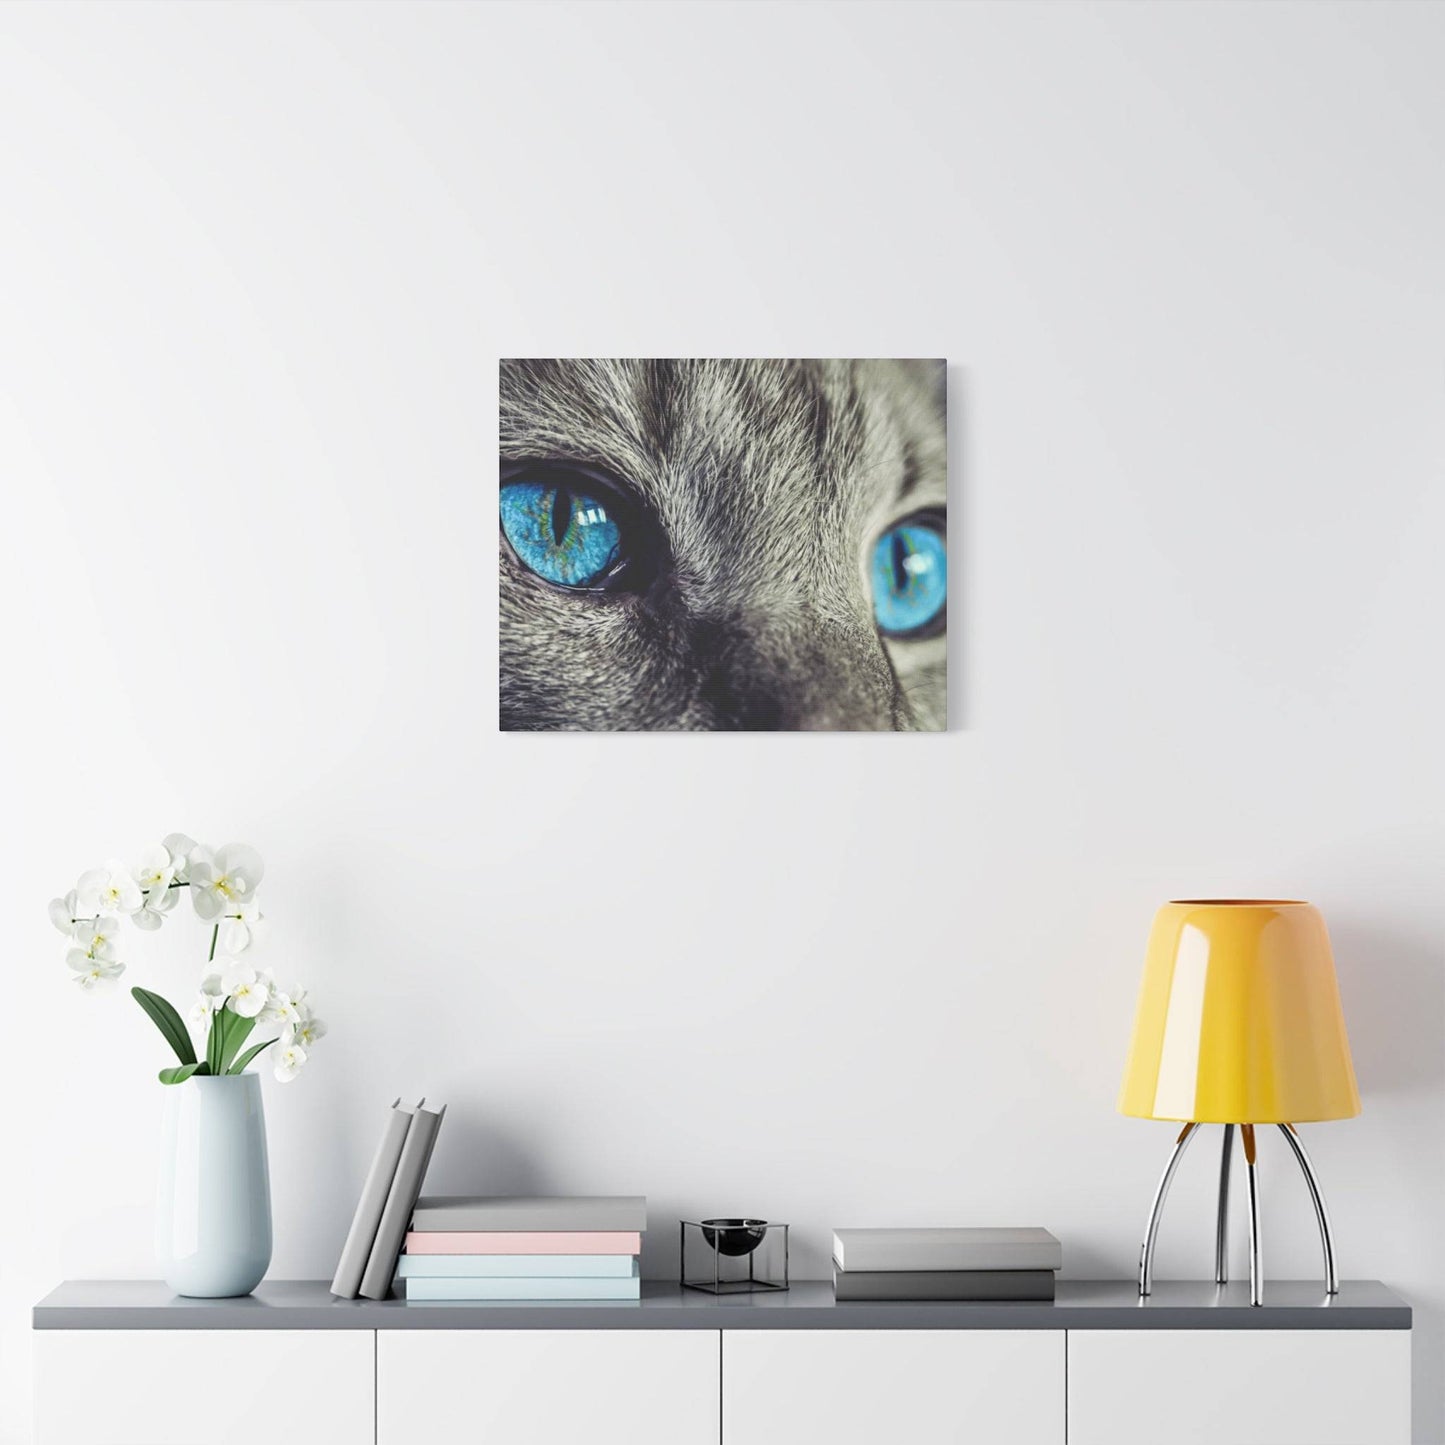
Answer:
1119, 900, 1360, 1124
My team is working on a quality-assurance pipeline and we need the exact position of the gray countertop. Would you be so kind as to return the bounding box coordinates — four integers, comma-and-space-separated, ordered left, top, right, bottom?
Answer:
34, 1279, 1410, 1331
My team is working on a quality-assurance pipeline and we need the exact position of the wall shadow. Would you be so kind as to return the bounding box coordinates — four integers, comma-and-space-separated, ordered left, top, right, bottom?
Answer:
421, 1111, 560, 1197
1330, 916, 1445, 1094
945, 360, 971, 733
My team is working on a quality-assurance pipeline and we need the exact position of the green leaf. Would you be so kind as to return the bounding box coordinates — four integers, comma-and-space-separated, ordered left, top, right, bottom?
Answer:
158, 1062, 210, 1086
228, 1037, 277, 1075
206, 1006, 226, 1075
218, 1012, 256, 1073
160, 1061, 214, 1084
131, 987, 197, 1067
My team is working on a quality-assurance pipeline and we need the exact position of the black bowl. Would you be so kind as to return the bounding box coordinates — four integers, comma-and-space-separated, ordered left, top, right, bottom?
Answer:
701, 1218, 768, 1257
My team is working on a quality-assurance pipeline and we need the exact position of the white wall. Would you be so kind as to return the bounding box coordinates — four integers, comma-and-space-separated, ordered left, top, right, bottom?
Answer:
1, 1, 1441, 1439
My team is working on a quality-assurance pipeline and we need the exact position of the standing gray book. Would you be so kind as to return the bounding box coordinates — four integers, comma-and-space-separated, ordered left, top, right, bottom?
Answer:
832, 1227, 1062, 1273
833, 1267, 1056, 1302
411, 1196, 647, 1232
331, 1097, 419, 1299
359, 1101, 447, 1300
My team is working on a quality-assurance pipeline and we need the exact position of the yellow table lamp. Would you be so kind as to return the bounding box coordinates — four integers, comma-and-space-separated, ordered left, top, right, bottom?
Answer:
1119, 900, 1359, 1305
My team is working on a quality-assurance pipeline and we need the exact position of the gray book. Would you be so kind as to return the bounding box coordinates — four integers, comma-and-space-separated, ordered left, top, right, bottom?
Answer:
330, 1097, 418, 1299
832, 1227, 1062, 1274
833, 1266, 1056, 1302
359, 1101, 446, 1300
411, 1195, 647, 1233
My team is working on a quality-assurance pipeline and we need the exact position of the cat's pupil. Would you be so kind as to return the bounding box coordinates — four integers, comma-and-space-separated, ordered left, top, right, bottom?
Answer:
551, 487, 572, 547
890, 532, 909, 593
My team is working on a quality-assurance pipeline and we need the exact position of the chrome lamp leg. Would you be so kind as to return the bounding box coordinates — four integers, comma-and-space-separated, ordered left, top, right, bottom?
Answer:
1215, 1123, 1235, 1285
1278, 1123, 1339, 1294
1242, 1124, 1263, 1306
1138, 1122, 1198, 1297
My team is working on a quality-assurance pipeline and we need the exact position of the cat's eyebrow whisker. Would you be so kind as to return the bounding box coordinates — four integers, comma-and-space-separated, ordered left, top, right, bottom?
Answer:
898, 670, 946, 697
833, 442, 945, 509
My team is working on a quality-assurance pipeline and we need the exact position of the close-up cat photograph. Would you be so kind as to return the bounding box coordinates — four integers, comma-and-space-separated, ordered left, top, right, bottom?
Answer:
499, 358, 948, 731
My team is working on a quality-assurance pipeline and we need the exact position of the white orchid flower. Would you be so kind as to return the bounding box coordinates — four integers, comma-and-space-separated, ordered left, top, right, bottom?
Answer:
220, 964, 270, 1019
162, 833, 198, 883
190, 844, 264, 921
273, 1043, 307, 1082
133, 880, 182, 931
260, 983, 301, 1027
220, 899, 265, 955
48, 891, 80, 935
133, 843, 177, 893
76, 861, 143, 917
132, 845, 181, 929
284, 1013, 327, 1051
68, 953, 125, 991
189, 972, 227, 1025
70, 917, 122, 962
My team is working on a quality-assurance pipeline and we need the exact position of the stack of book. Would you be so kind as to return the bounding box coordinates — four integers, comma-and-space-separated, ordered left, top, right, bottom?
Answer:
397, 1195, 647, 1300
831, 1227, 1062, 1301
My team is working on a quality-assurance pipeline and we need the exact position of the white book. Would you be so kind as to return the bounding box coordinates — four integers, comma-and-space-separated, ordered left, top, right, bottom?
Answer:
404, 1275, 641, 1301
397, 1254, 639, 1279
832, 1227, 1062, 1273
412, 1195, 647, 1232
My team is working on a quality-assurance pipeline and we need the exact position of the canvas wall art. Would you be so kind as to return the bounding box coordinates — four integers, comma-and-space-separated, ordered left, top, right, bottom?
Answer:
499, 359, 947, 731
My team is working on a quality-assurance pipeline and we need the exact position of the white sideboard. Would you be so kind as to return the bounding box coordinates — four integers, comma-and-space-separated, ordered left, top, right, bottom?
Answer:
377, 1329, 718, 1445
1068, 1328, 1411, 1445
34, 1330, 373, 1445
723, 1328, 1063, 1445
33, 1279, 1412, 1445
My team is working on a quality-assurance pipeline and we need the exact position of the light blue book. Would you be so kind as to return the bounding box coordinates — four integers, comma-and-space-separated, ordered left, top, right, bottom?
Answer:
397, 1254, 638, 1279
404, 1274, 641, 1302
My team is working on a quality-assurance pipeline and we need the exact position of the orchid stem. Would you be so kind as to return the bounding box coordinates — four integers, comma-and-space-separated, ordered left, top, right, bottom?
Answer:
208, 925, 218, 963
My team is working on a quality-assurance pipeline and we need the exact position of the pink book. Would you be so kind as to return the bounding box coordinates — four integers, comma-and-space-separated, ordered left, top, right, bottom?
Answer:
403, 1230, 642, 1255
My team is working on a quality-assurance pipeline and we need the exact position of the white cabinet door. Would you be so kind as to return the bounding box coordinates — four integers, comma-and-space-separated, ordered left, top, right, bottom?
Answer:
378, 1328, 719, 1445
34, 1330, 373, 1445
1067, 1329, 1411, 1445
723, 1329, 1064, 1445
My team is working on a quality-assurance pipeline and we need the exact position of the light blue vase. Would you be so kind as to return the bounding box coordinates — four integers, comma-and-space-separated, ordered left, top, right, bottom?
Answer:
157, 1073, 272, 1297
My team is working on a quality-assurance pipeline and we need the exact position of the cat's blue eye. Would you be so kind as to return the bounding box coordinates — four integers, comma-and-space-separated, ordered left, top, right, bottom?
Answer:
501, 479, 624, 589
871, 519, 946, 637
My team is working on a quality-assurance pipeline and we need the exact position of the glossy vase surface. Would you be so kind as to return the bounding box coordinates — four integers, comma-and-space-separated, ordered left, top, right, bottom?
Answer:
157, 1073, 272, 1297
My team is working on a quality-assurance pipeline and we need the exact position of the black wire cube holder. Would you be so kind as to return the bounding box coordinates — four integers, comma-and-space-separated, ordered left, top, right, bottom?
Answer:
680, 1219, 789, 1294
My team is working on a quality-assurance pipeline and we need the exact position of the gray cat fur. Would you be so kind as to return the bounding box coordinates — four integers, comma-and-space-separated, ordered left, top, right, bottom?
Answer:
500, 358, 946, 731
